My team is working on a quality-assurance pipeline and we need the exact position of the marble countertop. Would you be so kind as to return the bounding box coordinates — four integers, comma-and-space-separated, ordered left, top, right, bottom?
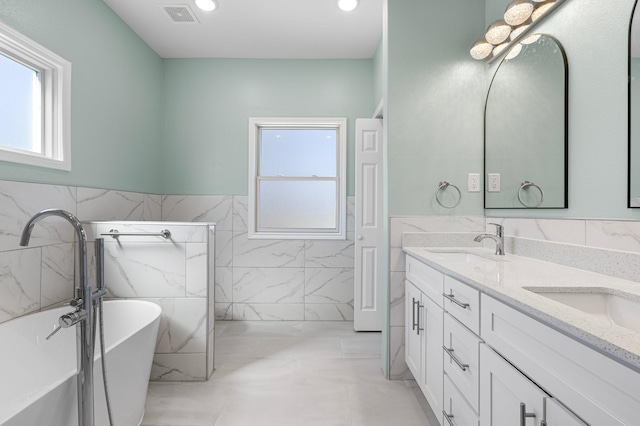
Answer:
403, 246, 640, 372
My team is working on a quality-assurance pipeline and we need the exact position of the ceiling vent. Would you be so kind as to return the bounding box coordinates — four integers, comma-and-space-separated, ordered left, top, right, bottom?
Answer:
163, 6, 199, 23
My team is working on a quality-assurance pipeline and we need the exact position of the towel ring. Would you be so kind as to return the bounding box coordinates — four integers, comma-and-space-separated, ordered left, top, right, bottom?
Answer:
436, 181, 461, 209
517, 181, 544, 208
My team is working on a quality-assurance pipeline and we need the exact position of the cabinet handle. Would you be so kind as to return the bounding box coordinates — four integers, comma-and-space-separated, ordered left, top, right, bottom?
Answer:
540, 422, 547, 426
442, 292, 470, 309
442, 346, 469, 371
520, 403, 536, 426
442, 410, 457, 426
417, 302, 424, 334
412, 298, 418, 331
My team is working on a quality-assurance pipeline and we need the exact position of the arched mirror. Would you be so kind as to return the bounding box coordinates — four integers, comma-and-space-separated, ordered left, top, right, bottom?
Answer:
485, 34, 568, 209
630, 2, 640, 207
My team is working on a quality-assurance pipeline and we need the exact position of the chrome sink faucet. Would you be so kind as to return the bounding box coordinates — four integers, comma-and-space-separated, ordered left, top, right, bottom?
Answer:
474, 223, 505, 255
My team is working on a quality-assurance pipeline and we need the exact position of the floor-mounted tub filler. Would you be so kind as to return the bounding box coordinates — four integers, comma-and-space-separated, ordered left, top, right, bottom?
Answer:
0, 299, 161, 426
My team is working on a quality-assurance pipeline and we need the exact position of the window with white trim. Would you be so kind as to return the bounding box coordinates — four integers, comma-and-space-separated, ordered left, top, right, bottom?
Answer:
0, 21, 71, 170
248, 117, 347, 240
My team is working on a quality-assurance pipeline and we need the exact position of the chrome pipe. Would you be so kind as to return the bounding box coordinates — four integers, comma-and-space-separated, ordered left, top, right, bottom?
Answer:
20, 209, 94, 426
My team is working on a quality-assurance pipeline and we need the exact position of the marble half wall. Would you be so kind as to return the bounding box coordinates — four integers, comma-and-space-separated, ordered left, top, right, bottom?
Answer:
162, 195, 356, 322
86, 221, 216, 382
0, 179, 161, 325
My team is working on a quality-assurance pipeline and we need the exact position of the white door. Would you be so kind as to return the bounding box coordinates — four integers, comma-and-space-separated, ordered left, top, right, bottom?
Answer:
354, 118, 383, 331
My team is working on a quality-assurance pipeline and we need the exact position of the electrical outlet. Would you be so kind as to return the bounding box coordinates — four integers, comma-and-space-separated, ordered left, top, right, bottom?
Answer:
468, 173, 480, 192
488, 173, 501, 192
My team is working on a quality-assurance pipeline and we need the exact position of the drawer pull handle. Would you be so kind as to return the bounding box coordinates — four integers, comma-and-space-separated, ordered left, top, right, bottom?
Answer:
443, 346, 469, 371
442, 410, 457, 426
443, 292, 470, 309
417, 302, 424, 334
412, 298, 418, 331
520, 402, 536, 426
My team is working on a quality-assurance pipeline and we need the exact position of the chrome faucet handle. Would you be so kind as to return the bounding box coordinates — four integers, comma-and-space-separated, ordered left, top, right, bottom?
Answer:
488, 222, 503, 237
46, 325, 63, 340
64, 298, 83, 308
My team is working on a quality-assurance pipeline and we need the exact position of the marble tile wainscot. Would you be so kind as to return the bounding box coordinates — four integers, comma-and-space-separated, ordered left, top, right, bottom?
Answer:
0, 179, 161, 325
86, 221, 216, 381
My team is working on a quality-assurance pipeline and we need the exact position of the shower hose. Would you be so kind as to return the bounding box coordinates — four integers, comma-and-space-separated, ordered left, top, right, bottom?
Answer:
94, 299, 114, 426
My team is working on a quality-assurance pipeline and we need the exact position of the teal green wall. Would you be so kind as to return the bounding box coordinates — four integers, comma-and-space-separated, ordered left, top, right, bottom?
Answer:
161, 59, 374, 196
373, 38, 384, 111
387, 0, 486, 216
0, 0, 163, 193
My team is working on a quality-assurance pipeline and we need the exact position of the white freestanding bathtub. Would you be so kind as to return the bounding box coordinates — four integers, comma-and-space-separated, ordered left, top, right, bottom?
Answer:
0, 300, 161, 426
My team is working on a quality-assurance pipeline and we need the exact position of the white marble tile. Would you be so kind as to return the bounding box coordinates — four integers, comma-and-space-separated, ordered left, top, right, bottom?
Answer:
489, 217, 586, 245
215, 230, 233, 267
104, 242, 186, 298
390, 247, 406, 272
209, 356, 297, 386
293, 357, 389, 387
233, 267, 305, 303
142, 382, 231, 425
305, 267, 354, 304
305, 303, 354, 321
186, 243, 207, 297
389, 272, 405, 327
347, 382, 432, 426
150, 353, 207, 381
150, 298, 207, 354
215, 302, 233, 320
305, 235, 355, 268
389, 326, 412, 380
247, 336, 344, 359
232, 303, 304, 320
233, 232, 305, 268
215, 267, 233, 303
0, 248, 42, 323
207, 329, 215, 379
390, 216, 485, 248
586, 220, 640, 253
40, 243, 75, 307
162, 195, 233, 231
77, 188, 145, 221
340, 335, 381, 358
232, 196, 248, 233
0, 180, 76, 251
143, 194, 162, 221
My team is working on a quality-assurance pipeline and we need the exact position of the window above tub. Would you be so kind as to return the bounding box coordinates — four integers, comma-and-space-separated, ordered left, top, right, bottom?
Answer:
0, 21, 71, 170
248, 117, 347, 240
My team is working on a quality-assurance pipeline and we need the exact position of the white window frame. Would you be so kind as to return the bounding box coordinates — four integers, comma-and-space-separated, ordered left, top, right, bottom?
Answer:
0, 21, 71, 170
248, 117, 347, 240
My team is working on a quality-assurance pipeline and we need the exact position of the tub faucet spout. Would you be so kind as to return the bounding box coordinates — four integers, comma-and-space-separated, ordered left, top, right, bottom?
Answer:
474, 223, 505, 256
20, 209, 95, 426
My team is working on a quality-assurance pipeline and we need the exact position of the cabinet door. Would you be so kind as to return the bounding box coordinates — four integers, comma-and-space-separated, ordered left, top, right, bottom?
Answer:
405, 280, 422, 379
480, 345, 545, 426
422, 293, 444, 419
543, 398, 587, 426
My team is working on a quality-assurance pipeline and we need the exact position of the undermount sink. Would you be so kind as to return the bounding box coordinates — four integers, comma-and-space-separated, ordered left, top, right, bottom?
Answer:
428, 250, 505, 264
526, 288, 640, 333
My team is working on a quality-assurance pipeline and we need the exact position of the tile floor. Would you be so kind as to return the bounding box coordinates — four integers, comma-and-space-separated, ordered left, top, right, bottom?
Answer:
142, 321, 437, 425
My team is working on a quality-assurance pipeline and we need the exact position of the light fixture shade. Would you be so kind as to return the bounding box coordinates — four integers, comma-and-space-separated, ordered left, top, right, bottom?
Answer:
485, 20, 512, 45
531, 1, 555, 21
195, 0, 217, 12
504, 0, 534, 26
470, 39, 493, 60
492, 42, 510, 57
521, 33, 542, 45
337, 0, 359, 12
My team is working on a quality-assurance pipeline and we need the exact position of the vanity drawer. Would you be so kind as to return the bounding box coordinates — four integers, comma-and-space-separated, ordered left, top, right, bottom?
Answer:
443, 276, 480, 335
406, 255, 444, 307
443, 312, 481, 412
443, 375, 479, 426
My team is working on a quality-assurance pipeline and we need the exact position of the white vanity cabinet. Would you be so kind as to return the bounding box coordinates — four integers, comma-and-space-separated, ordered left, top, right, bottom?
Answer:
405, 256, 444, 424
480, 344, 586, 426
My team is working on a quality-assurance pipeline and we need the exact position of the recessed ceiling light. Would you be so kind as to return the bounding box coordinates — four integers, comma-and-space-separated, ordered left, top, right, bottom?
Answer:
195, 0, 217, 12
337, 0, 359, 12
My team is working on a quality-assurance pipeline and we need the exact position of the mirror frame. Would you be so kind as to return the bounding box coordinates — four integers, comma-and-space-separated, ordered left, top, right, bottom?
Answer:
484, 34, 569, 209
629, 0, 640, 208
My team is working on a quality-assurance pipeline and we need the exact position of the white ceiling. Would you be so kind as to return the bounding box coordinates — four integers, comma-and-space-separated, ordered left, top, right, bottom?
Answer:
102, 0, 383, 59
